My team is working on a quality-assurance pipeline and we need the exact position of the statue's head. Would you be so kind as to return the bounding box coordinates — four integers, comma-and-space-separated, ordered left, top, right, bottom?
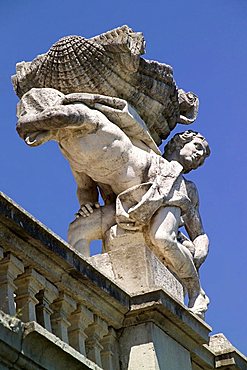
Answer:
163, 130, 210, 173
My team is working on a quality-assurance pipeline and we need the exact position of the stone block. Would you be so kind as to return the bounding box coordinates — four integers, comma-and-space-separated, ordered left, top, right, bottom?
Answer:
119, 322, 192, 370
89, 241, 183, 303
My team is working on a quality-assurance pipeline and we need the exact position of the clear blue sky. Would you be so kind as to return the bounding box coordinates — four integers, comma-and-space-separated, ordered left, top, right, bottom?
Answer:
1, 0, 247, 355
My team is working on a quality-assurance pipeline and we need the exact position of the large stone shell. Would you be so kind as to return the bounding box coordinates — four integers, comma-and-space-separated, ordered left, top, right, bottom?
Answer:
12, 25, 198, 145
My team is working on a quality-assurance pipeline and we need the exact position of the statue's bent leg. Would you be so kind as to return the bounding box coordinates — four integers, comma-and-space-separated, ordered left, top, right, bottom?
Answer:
149, 206, 208, 317
149, 206, 196, 277
68, 204, 115, 256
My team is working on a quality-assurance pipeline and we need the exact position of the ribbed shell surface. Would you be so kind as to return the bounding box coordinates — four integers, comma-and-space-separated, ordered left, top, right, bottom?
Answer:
13, 26, 188, 145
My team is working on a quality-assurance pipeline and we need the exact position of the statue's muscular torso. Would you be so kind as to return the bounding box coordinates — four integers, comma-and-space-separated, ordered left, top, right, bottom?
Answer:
57, 106, 153, 195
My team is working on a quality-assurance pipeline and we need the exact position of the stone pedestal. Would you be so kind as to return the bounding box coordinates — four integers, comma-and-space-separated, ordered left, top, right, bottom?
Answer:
120, 322, 192, 370
86, 225, 214, 369
120, 289, 213, 370
89, 225, 184, 303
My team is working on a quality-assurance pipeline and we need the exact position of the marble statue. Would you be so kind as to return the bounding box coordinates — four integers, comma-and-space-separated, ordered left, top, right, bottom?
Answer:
15, 87, 210, 317
13, 26, 211, 317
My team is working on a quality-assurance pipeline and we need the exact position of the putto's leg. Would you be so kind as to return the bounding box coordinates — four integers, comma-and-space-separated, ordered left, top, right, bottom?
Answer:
73, 239, 91, 257
148, 206, 208, 317
68, 204, 115, 256
148, 206, 195, 275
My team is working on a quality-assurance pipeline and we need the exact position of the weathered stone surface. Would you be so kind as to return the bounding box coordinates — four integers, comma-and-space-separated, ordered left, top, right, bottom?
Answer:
35, 279, 59, 331
85, 315, 108, 367
15, 267, 46, 322
0, 310, 24, 367
51, 292, 77, 343
209, 333, 235, 354
0, 310, 102, 369
0, 192, 129, 328
209, 334, 247, 369
126, 289, 212, 349
89, 240, 184, 302
68, 304, 94, 356
0, 253, 24, 316
101, 327, 120, 370
119, 322, 192, 370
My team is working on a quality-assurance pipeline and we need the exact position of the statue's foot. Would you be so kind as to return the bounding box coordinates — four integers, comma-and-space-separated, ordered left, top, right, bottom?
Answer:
188, 289, 210, 319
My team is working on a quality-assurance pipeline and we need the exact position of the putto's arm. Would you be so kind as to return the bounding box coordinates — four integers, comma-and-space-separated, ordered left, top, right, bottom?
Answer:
183, 180, 209, 269
16, 88, 105, 145
17, 104, 102, 139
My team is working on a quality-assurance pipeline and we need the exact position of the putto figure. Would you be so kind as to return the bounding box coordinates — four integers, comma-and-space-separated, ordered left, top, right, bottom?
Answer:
16, 88, 210, 317
13, 26, 211, 318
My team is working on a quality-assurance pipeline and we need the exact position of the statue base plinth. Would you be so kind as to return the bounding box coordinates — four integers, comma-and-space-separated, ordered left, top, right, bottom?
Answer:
88, 225, 184, 303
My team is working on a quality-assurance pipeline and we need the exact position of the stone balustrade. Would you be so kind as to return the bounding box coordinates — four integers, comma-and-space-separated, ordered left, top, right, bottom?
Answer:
0, 191, 246, 370
0, 257, 119, 370
0, 192, 128, 369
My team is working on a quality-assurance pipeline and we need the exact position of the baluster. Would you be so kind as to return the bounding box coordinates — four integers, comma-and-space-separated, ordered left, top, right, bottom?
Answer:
0, 253, 24, 315
15, 267, 45, 322
35, 280, 59, 332
101, 327, 120, 370
51, 292, 76, 343
85, 314, 108, 367
68, 304, 94, 355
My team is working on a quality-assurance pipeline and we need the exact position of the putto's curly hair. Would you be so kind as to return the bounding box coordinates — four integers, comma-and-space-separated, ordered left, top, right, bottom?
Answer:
163, 130, 210, 169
